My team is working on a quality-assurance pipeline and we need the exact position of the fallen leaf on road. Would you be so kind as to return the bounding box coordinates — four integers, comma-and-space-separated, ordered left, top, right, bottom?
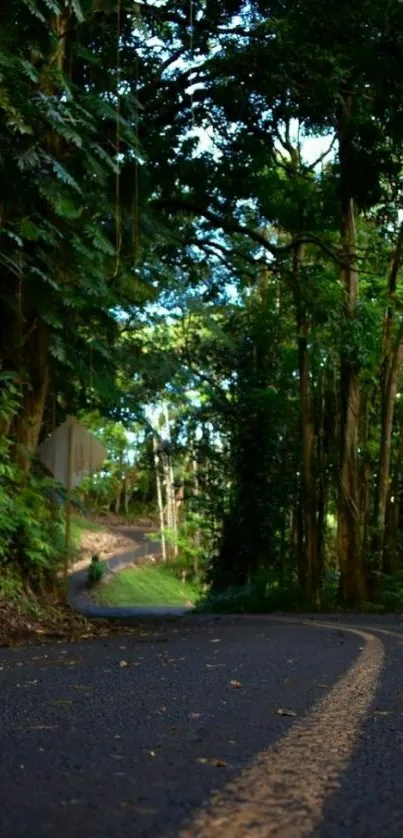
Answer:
277, 708, 297, 717
229, 680, 242, 689
189, 712, 202, 719
374, 710, 389, 716
119, 660, 128, 668
197, 757, 228, 767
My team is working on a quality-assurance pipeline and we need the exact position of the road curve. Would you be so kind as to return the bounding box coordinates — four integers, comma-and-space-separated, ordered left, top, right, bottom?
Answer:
1, 615, 403, 838
68, 530, 190, 619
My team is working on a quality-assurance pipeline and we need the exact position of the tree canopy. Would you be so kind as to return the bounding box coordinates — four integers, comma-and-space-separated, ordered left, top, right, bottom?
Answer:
2, 0, 403, 611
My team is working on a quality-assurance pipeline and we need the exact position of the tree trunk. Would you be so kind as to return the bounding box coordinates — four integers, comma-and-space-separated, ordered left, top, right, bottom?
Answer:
114, 485, 122, 516
294, 242, 318, 601
384, 419, 403, 577
337, 93, 365, 606
124, 477, 129, 517
376, 331, 403, 561
383, 423, 403, 575
192, 450, 201, 577
152, 435, 167, 563
360, 399, 372, 568
316, 367, 328, 592
163, 405, 178, 559
374, 222, 403, 573
10, 319, 49, 474
296, 477, 306, 589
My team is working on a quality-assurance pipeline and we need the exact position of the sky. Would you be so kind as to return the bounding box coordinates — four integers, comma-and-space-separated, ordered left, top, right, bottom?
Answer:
193, 120, 336, 170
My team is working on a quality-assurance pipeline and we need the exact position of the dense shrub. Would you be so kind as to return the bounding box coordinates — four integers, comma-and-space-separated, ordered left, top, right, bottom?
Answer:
0, 375, 65, 593
87, 554, 105, 587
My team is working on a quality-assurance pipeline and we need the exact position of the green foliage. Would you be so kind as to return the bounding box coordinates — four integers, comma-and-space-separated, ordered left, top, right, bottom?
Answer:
379, 572, 403, 614
0, 379, 65, 587
198, 568, 342, 614
0, 0, 152, 433
0, 568, 24, 603
3, 0, 403, 614
196, 573, 308, 615
87, 553, 105, 587
159, 517, 208, 580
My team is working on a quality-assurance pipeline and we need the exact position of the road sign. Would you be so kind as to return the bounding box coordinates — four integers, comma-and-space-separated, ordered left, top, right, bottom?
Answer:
37, 416, 107, 490
37, 416, 108, 597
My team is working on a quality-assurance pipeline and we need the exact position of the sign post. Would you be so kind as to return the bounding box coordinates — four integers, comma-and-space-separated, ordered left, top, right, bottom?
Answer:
63, 421, 74, 595
37, 417, 107, 601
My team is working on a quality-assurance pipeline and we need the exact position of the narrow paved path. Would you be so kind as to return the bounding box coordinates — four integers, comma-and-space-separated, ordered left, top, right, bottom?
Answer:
1, 614, 403, 837
68, 528, 189, 618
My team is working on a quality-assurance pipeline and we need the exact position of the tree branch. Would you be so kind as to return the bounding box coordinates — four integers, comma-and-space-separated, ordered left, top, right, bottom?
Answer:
306, 134, 337, 171
152, 198, 342, 265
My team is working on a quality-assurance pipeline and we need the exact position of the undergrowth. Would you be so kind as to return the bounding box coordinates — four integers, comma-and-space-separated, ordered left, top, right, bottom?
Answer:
87, 554, 105, 587
0, 374, 66, 599
196, 572, 403, 614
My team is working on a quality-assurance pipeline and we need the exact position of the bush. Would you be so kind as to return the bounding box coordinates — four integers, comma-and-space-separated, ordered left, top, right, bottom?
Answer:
0, 567, 24, 602
87, 554, 105, 587
380, 571, 403, 613
0, 373, 65, 591
155, 515, 209, 581
196, 571, 312, 614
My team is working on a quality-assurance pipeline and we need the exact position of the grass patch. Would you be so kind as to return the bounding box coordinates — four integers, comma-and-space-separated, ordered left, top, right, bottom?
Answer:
100, 565, 200, 608
71, 514, 104, 541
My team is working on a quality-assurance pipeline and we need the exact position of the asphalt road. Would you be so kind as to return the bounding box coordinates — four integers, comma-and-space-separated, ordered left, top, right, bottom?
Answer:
1, 615, 403, 838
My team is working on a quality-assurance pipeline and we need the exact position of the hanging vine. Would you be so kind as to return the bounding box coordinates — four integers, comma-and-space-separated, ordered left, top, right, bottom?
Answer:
114, 0, 122, 276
